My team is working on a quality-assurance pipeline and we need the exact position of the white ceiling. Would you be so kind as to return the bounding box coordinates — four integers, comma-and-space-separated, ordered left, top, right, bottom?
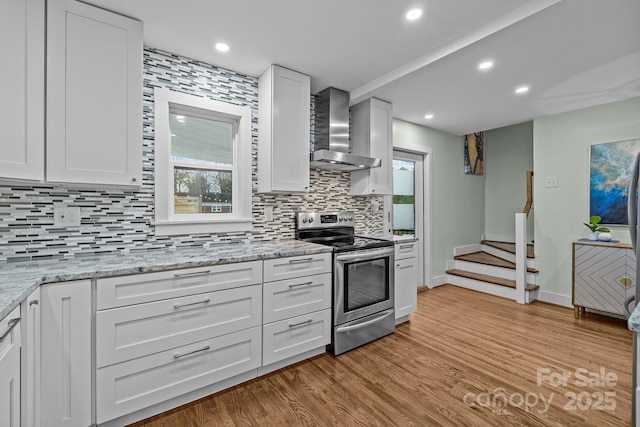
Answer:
85, 0, 640, 136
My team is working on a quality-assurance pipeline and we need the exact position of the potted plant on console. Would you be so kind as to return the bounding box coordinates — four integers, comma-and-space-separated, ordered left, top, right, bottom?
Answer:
584, 215, 610, 241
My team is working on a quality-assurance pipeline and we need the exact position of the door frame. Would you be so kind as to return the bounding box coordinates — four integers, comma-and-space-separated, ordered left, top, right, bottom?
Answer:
384, 148, 431, 289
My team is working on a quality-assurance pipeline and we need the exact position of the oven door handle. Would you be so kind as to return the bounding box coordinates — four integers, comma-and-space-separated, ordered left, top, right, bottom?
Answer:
335, 247, 394, 263
335, 309, 394, 333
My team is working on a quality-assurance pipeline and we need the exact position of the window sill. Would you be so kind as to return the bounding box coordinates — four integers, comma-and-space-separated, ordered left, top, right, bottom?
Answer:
154, 218, 253, 236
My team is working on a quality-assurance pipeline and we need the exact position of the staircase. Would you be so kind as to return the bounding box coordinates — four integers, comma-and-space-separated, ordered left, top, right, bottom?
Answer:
446, 240, 539, 304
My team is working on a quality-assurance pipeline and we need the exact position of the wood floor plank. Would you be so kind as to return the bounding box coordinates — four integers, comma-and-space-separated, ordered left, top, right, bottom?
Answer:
128, 285, 632, 427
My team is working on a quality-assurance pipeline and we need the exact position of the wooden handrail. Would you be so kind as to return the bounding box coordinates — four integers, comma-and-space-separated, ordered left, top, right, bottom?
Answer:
523, 170, 533, 216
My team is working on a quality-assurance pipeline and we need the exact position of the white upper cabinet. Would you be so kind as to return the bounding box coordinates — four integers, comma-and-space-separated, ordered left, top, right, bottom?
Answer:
0, 0, 45, 182
47, 0, 143, 187
258, 64, 310, 193
350, 98, 393, 195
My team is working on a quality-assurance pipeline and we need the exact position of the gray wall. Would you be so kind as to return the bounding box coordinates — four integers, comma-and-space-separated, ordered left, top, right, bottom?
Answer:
533, 96, 640, 299
393, 119, 485, 281
484, 121, 534, 240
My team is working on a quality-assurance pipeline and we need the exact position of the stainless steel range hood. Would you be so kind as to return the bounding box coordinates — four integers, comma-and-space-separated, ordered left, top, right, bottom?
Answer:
311, 87, 381, 171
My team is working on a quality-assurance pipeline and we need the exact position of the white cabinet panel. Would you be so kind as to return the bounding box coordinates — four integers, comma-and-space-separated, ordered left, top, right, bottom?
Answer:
0, 0, 45, 182
0, 307, 21, 427
263, 253, 332, 282
263, 273, 331, 323
47, 0, 142, 187
97, 284, 262, 367
350, 98, 393, 195
96, 261, 262, 309
21, 288, 41, 427
395, 257, 417, 320
40, 280, 91, 427
96, 326, 261, 424
258, 64, 310, 194
262, 309, 330, 366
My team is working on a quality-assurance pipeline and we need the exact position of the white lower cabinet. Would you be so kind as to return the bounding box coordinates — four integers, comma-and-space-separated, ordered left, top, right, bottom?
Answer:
262, 255, 332, 369
0, 306, 21, 427
95, 261, 264, 425
395, 241, 418, 323
21, 288, 41, 427
96, 326, 261, 424
40, 280, 92, 427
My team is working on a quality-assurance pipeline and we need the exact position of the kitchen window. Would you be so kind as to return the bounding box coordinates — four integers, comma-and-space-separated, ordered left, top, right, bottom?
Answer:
154, 88, 252, 235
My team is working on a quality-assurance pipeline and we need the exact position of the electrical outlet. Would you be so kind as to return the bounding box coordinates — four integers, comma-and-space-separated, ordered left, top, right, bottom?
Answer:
264, 206, 273, 222
54, 207, 81, 226
545, 177, 559, 188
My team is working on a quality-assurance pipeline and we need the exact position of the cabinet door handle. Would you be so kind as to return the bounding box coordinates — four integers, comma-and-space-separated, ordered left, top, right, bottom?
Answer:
399, 244, 413, 250
174, 270, 211, 278
0, 318, 20, 343
29, 300, 39, 306
288, 258, 313, 264
173, 345, 210, 359
620, 277, 633, 288
289, 281, 314, 289
174, 298, 211, 310
288, 319, 313, 328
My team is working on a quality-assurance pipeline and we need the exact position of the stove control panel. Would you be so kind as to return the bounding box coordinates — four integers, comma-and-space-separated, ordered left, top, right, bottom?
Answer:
297, 211, 355, 229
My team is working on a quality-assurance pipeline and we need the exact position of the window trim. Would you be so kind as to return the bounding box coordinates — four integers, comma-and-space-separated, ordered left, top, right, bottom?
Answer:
154, 87, 253, 236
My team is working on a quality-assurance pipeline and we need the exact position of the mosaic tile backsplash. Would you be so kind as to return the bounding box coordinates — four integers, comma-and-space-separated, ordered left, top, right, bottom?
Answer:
0, 47, 382, 262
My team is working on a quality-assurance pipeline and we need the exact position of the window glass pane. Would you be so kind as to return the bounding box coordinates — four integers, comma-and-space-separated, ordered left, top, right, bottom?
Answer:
170, 112, 233, 165
173, 167, 232, 214
393, 160, 415, 235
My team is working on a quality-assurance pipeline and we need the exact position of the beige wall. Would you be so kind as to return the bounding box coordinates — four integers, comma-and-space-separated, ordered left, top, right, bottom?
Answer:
533, 97, 640, 300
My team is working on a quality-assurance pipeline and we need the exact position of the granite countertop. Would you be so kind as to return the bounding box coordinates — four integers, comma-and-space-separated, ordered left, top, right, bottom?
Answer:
629, 304, 640, 333
0, 240, 332, 321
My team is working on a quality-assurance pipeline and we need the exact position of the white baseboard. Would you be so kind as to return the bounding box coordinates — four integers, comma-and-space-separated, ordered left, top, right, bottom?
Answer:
430, 274, 447, 288
453, 244, 482, 256
537, 290, 572, 308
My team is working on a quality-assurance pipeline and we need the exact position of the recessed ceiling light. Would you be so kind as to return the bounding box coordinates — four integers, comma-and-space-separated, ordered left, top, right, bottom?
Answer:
515, 86, 529, 94
424, 114, 434, 119
215, 42, 230, 52
406, 9, 422, 20
478, 61, 494, 70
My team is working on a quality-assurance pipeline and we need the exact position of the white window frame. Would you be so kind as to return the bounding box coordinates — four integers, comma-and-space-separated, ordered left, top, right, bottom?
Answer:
154, 87, 252, 236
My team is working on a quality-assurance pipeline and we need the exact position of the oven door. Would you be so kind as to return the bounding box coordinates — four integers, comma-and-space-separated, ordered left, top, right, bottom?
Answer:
334, 246, 394, 326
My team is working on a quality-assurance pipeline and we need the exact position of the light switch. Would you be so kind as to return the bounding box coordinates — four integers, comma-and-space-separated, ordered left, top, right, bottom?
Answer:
53, 207, 81, 226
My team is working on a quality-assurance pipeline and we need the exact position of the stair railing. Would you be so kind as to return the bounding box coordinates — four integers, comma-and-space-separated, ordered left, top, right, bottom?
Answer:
515, 171, 533, 304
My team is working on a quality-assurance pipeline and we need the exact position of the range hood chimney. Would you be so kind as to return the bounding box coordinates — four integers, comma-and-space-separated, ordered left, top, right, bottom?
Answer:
310, 87, 381, 171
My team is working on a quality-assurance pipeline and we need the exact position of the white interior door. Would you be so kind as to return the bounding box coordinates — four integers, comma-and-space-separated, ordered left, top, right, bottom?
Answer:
384, 149, 428, 288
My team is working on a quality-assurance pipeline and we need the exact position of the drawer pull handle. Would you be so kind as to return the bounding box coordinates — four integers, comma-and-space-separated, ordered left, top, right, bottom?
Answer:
288, 258, 314, 264
174, 270, 211, 278
399, 244, 413, 250
289, 281, 314, 289
398, 265, 413, 270
174, 299, 211, 310
0, 318, 20, 343
289, 319, 313, 328
174, 345, 211, 359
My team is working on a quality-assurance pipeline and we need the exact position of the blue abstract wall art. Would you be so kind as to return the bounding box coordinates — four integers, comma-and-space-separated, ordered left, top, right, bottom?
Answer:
590, 138, 640, 224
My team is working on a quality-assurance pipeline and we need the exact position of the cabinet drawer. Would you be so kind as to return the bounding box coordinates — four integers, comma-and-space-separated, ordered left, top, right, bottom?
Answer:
263, 273, 331, 323
395, 241, 417, 260
0, 306, 21, 360
97, 260, 262, 309
96, 284, 261, 367
263, 253, 332, 282
263, 309, 331, 366
96, 326, 261, 424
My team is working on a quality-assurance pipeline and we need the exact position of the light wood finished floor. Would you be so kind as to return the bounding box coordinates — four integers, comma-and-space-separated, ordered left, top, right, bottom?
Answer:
129, 285, 632, 427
